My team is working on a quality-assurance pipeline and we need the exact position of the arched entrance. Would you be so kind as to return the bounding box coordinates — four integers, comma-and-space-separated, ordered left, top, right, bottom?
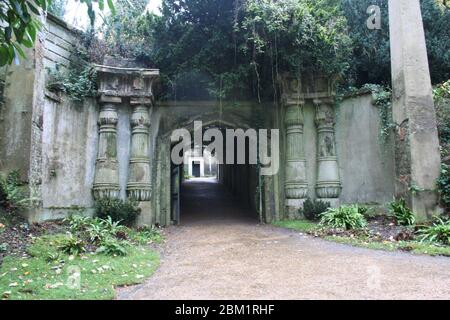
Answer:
166, 118, 263, 225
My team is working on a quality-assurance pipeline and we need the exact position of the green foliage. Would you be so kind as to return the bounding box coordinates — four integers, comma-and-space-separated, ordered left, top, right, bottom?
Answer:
95, 198, 141, 226
96, 237, 129, 256
272, 219, 318, 233
102, 0, 156, 60
437, 164, 450, 212
64, 215, 126, 244
418, 217, 450, 245
48, 0, 67, 18
128, 225, 163, 245
0, 171, 29, 213
239, 0, 352, 97
388, 198, 416, 226
0, 242, 8, 252
434, 80, 450, 158
96, 0, 449, 102
109, 0, 352, 101
65, 214, 91, 233
0, 234, 159, 300
46, 61, 97, 102
57, 233, 86, 256
341, 0, 450, 86
0, 0, 49, 66
300, 198, 330, 221
80, 0, 116, 25
319, 205, 367, 230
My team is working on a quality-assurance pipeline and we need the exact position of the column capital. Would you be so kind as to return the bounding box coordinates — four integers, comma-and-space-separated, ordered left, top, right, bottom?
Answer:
284, 104, 304, 127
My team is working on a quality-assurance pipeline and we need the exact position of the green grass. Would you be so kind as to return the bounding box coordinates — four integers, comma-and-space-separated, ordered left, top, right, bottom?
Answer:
273, 220, 450, 257
272, 219, 318, 233
0, 234, 160, 300
127, 229, 164, 245
327, 235, 450, 256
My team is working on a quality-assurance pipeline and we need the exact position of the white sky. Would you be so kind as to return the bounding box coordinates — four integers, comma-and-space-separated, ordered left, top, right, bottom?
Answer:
64, 0, 162, 30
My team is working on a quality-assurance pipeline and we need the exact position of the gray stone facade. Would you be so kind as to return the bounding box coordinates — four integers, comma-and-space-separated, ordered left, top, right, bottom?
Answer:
0, 12, 440, 225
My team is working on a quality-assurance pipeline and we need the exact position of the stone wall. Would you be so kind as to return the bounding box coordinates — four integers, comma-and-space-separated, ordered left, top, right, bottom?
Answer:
335, 93, 395, 205
44, 14, 81, 70
0, 48, 35, 180
0, 15, 398, 225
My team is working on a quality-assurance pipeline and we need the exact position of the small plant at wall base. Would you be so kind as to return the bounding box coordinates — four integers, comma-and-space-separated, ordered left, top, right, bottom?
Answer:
57, 233, 86, 256
0, 171, 29, 213
300, 198, 330, 221
95, 198, 141, 226
96, 237, 129, 256
418, 217, 450, 245
319, 205, 367, 230
437, 164, 450, 213
388, 198, 416, 226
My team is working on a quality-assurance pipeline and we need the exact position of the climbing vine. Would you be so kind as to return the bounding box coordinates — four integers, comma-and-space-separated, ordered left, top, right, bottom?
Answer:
367, 84, 394, 144
46, 41, 98, 102
46, 63, 97, 102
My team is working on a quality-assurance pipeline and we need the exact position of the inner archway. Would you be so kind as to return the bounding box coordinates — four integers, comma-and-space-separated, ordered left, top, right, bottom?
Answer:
170, 121, 261, 225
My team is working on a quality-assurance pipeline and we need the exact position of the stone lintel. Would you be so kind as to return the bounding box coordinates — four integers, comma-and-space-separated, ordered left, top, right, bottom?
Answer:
130, 97, 153, 106
99, 95, 122, 104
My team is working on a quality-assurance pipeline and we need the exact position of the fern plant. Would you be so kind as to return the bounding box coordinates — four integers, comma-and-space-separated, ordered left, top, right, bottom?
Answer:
96, 237, 129, 256
388, 198, 416, 226
300, 198, 330, 221
58, 234, 86, 256
418, 217, 450, 245
319, 205, 367, 230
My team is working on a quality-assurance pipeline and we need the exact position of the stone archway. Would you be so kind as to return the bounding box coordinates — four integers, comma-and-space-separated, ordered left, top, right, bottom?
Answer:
156, 111, 269, 225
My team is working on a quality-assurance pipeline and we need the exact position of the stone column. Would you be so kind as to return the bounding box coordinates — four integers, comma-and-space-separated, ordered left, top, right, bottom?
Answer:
127, 98, 152, 201
284, 100, 308, 215
389, 0, 441, 220
93, 97, 121, 199
314, 98, 341, 206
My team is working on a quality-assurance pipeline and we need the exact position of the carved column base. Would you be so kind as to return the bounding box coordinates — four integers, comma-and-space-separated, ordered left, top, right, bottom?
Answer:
93, 185, 120, 200
285, 182, 308, 199
316, 183, 341, 198
316, 156, 341, 200
126, 183, 152, 201
127, 158, 152, 201
93, 158, 120, 200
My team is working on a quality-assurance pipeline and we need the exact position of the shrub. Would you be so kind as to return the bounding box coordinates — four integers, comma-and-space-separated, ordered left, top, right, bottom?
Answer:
300, 198, 330, 221
64, 215, 91, 233
96, 237, 129, 256
95, 198, 141, 225
418, 217, 450, 245
437, 164, 450, 213
87, 217, 127, 243
388, 198, 416, 226
57, 234, 86, 256
320, 205, 367, 230
0, 171, 28, 213
130, 225, 163, 245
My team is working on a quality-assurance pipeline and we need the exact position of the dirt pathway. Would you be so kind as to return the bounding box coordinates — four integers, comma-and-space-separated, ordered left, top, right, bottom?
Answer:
117, 178, 450, 300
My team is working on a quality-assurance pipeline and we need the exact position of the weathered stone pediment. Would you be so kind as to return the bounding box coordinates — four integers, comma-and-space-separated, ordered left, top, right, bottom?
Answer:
95, 64, 159, 99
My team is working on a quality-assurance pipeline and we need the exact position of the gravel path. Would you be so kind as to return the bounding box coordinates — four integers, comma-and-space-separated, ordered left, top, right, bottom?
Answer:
117, 178, 450, 300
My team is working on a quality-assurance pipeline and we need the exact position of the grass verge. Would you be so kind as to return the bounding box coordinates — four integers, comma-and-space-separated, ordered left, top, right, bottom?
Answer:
0, 234, 159, 300
273, 220, 450, 257
272, 220, 318, 233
